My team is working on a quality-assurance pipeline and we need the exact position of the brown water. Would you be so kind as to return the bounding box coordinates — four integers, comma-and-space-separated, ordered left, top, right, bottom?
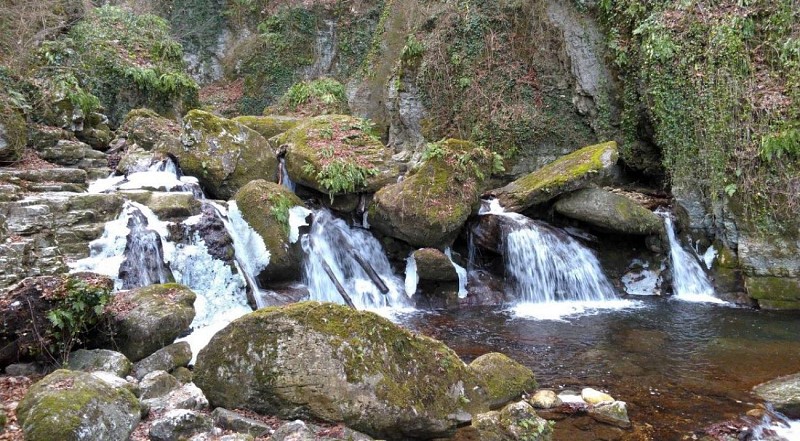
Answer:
398, 298, 800, 440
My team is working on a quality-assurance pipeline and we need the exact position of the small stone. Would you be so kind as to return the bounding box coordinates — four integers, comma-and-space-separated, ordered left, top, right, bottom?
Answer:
212, 408, 271, 438
140, 371, 181, 400
588, 400, 631, 429
132, 342, 193, 379
271, 420, 315, 441
582, 387, 614, 405
149, 409, 212, 441
530, 389, 562, 409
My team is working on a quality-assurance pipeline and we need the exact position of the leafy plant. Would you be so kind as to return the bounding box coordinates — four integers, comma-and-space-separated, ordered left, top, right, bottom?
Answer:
45, 277, 112, 364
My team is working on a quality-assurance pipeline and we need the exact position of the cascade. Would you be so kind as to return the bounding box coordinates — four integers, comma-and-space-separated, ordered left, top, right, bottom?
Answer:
278, 157, 296, 192
118, 208, 172, 289
301, 208, 410, 310
659, 212, 725, 303
479, 199, 636, 319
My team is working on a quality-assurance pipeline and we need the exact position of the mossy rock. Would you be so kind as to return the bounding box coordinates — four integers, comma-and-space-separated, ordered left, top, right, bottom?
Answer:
413, 248, 458, 282
0, 97, 27, 163
469, 353, 538, 410
233, 115, 302, 139
753, 373, 800, 418
17, 369, 140, 441
233, 180, 304, 283
270, 78, 350, 116
277, 115, 399, 196
746, 276, 800, 310
194, 301, 489, 440
169, 110, 278, 199
107, 283, 196, 362
489, 141, 619, 212
369, 139, 496, 247
554, 188, 663, 235
120, 108, 183, 151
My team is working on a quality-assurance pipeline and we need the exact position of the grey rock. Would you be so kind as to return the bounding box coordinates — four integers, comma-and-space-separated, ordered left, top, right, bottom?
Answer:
753, 373, 800, 418
149, 409, 212, 441
67, 349, 132, 377
143, 383, 209, 412
140, 371, 181, 400
588, 400, 632, 429
212, 408, 271, 438
271, 420, 315, 441
555, 188, 663, 235
530, 389, 562, 409
132, 342, 192, 379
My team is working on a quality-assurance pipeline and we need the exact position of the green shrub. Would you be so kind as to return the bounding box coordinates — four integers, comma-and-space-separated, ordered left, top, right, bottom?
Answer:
45, 277, 112, 364
276, 77, 348, 115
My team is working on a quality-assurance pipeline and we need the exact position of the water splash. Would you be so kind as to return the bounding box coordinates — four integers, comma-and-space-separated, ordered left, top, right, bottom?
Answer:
405, 253, 419, 297
659, 213, 725, 304
301, 209, 411, 310
479, 198, 637, 320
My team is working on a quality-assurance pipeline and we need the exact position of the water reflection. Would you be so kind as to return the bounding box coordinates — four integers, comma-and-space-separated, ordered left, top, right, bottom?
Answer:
398, 299, 800, 439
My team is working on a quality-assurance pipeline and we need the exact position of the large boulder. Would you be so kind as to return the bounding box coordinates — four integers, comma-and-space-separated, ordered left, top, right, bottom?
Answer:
753, 373, 800, 418
554, 188, 663, 235
233, 180, 304, 283
17, 369, 140, 441
370, 139, 498, 247
469, 353, 538, 409
488, 141, 619, 212
277, 115, 399, 196
169, 110, 278, 199
66, 349, 131, 378
413, 248, 458, 282
106, 284, 196, 361
194, 302, 488, 440
0, 98, 27, 163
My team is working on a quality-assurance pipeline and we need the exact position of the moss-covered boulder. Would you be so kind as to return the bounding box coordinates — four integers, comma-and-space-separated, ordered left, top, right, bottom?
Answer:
370, 139, 498, 247
413, 248, 458, 282
194, 302, 489, 440
233, 115, 302, 139
120, 108, 183, 151
488, 141, 619, 212
170, 110, 278, 199
554, 188, 663, 235
107, 283, 196, 362
278, 115, 399, 196
753, 373, 800, 418
0, 98, 27, 163
233, 180, 304, 283
745, 276, 800, 310
469, 353, 538, 410
17, 369, 140, 441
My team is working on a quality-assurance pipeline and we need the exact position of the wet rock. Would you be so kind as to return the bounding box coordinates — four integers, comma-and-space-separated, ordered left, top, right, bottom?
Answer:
106, 284, 196, 361
36, 139, 108, 169
132, 342, 193, 380
232, 115, 301, 139
168, 109, 278, 199
278, 114, 399, 196
234, 180, 304, 283
588, 401, 631, 428
413, 248, 458, 282
554, 187, 663, 235
753, 373, 800, 418
211, 408, 271, 438
140, 371, 181, 400
17, 369, 140, 441
582, 387, 614, 405
145, 192, 202, 220
370, 139, 496, 247
185, 203, 236, 264
469, 401, 554, 441
194, 302, 487, 440
149, 409, 212, 441
67, 349, 132, 377
530, 390, 562, 409
488, 141, 619, 212
469, 353, 538, 409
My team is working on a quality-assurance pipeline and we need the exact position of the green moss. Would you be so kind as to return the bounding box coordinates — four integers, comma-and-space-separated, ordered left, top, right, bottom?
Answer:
469, 353, 537, 409
746, 276, 800, 306
493, 141, 618, 212
232, 115, 301, 139
272, 78, 349, 116
0, 97, 28, 163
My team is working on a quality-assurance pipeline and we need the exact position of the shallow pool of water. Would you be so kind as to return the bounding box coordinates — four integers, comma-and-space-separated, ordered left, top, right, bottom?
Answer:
398, 298, 800, 439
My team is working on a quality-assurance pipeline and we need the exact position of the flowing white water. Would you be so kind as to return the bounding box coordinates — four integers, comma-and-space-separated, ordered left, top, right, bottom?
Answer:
301, 209, 411, 311
404, 253, 419, 297
660, 213, 725, 304
480, 198, 638, 320
278, 157, 296, 192
444, 248, 468, 298
88, 158, 202, 196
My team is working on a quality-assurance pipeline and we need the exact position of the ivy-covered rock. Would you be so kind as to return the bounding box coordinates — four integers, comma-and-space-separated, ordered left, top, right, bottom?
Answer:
106, 283, 196, 362
370, 139, 499, 247
277, 115, 399, 196
0, 97, 27, 163
488, 141, 619, 212
413, 248, 458, 282
169, 110, 277, 199
31, 6, 198, 127
232, 115, 302, 139
469, 353, 538, 409
233, 180, 304, 283
554, 188, 663, 235
17, 369, 140, 441
194, 302, 489, 440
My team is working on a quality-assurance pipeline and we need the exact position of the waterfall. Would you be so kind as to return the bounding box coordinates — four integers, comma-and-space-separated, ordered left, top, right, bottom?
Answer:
659, 213, 725, 304
444, 247, 468, 299
118, 208, 172, 289
480, 199, 637, 319
301, 209, 410, 310
278, 157, 295, 192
